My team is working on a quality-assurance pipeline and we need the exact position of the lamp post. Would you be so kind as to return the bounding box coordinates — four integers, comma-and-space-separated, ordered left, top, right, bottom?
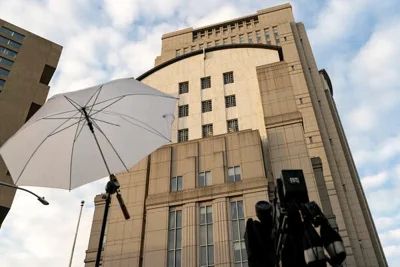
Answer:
69, 200, 85, 267
0, 181, 49, 205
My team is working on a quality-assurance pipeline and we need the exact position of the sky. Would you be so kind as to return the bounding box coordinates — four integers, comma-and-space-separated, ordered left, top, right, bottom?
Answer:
0, 0, 399, 266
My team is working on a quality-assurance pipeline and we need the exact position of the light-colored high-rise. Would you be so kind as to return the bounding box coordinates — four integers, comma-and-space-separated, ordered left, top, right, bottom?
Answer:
85, 4, 387, 267
0, 20, 62, 227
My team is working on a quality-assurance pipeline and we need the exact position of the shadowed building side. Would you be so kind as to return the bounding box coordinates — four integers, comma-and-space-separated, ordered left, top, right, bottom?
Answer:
0, 19, 62, 227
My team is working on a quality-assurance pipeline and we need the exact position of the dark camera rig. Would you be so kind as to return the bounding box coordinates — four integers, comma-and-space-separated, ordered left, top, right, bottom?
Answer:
245, 170, 347, 267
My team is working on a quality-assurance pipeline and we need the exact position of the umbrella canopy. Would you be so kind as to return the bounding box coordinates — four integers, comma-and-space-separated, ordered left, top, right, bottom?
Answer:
0, 77, 177, 190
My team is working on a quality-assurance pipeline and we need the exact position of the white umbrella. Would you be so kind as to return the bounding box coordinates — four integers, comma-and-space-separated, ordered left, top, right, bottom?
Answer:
0, 77, 177, 267
0, 77, 177, 189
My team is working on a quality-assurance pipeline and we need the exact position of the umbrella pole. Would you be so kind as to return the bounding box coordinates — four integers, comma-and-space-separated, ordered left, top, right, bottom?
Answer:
95, 192, 111, 267
82, 108, 130, 267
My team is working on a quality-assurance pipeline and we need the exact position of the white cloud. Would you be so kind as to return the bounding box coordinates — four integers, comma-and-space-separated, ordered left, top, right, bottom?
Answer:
103, 0, 139, 28
361, 171, 388, 191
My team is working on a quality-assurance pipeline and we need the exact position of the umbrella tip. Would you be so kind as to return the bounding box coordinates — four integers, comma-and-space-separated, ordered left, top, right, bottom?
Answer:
38, 197, 50, 205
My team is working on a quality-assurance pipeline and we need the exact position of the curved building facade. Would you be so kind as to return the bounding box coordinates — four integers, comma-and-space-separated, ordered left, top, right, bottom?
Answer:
84, 3, 387, 267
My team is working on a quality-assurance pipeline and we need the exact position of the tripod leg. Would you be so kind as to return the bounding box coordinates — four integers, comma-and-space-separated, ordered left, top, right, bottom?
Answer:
95, 193, 111, 267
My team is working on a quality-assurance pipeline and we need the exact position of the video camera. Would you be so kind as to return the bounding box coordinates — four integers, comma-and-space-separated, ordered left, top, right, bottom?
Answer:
244, 170, 347, 267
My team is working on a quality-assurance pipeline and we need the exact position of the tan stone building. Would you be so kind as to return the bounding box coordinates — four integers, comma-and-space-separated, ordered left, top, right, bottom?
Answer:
0, 20, 62, 227
85, 3, 387, 267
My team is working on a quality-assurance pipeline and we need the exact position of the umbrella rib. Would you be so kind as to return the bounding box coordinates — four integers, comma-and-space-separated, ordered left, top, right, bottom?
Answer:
87, 85, 104, 115
86, 93, 177, 111
69, 112, 84, 190
64, 96, 84, 112
89, 96, 125, 116
74, 121, 87, 142
91, 119, 130, 173
42, 117, 83, 120
92, 118, 120, 127
49, 118, 86, 137
14, 111, 82, 184
95, 110, 171, 142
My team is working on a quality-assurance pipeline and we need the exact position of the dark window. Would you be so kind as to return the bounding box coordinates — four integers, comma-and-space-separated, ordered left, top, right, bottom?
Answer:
168, 208, 182, 267
248, 33, 253, 44
178, 105, 189, 118
264, 29, 271, 45
0, 46, 17, 58
0, 67, 10, 77
227, 166, 241, 182
239, 35, 244, 43
179, 82, 189, 94
200, 205, 214, 267
202, 124, 213, 138
225, 95, 236, 108
256, 31, 261, 43
273, 27, 280, 45
0, 79, 5, 87
199, 171, 212, 187
202, 100, 212, 113
0, 27, 25, 40
227, 119, 239, 133
0, 36, 21, 49
223, 72, 234, 84
231, 201, 247, 266
0, 56, 13, 67
170, 176, 183, 192
40, 64, 56, 85
25, 102, 41, 122
178, 129, 189, 143
201, 77, 211, 89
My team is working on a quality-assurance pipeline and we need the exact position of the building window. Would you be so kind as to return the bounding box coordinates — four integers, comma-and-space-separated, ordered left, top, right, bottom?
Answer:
0, 27, 25, 40
178, 105, 189, 118
273, 27, 280, 45
239, 35, 244, 44
202, 124, 213, 138
225, 95, 236, 108
216, 28, 221, 35
200, 205, 214, 267
202, 100, 212, 113
248, 33, 253, 44
0, 46, 17, 58
176, 49, 180, 57
0, 79, 5, 87
215, 40, 220, 46
201, 32, 205, 39
199, 171, 212, 187
207, 42, 212, 48
179, 81, 189, 94
0, 36, 21, 49
309, 136, 313, 144
183, 47, 189, 54
231, 36, 236, 44
0, 67, 10, 77
239, 22, 244, 30
0, 56, 13, 67
223, 71, 234, 84
223, 26, 228, 33
201, 76, 211, 89
256, 31, 261, 43
178, 129, 189, 143
264, 29, 271, 45
231, 24, 236, 31
168, 208, 182, 267
246, 20, 251, 28
228, 166, 241, 182
223, 38, 228, 45
191, 45, 197, 51
193, 33, 198, 41
254, 19, 259, 26
199, 43, 204, 50
231, 200, 247, 266
171, 176, 183, 192
227, 119, 239, 133
299, 97, 303, 104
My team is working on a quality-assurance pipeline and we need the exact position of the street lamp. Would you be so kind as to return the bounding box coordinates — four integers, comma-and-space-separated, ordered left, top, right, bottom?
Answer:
0, 181, 49, 205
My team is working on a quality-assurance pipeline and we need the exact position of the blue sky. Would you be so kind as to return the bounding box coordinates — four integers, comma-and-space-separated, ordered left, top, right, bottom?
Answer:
0, 0, 400, 266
